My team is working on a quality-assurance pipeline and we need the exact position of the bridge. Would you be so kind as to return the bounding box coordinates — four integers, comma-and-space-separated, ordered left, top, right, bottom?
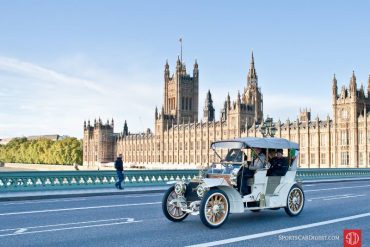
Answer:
0, 169, 369, 246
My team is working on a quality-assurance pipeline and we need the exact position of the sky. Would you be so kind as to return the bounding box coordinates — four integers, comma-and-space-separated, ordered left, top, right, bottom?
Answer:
1, 0, 370, 139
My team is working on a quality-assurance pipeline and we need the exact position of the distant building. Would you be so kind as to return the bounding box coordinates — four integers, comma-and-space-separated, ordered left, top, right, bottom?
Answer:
83, 52, 370, 168
27, 135, 68, 141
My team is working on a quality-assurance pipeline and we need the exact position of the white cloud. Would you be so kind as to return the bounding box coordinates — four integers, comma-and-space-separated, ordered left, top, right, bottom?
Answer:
0, 55, 333, 139
0, 55, 161, 139
0, 56, 107, 94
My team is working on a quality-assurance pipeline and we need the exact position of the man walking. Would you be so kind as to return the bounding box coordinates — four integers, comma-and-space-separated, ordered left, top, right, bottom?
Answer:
114, 154, 124, 190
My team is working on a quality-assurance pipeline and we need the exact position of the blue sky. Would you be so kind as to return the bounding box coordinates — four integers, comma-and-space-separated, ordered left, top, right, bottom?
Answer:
1, 0, 370, 138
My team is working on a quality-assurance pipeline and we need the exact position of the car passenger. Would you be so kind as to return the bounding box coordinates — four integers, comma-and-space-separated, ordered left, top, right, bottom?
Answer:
268, 149, 289, 176
237, 148, 266, 195
249, 148, 267, 170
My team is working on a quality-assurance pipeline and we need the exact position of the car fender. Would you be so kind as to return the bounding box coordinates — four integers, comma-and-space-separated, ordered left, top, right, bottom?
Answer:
215, 185, 244, 214
273, 182, 298, 207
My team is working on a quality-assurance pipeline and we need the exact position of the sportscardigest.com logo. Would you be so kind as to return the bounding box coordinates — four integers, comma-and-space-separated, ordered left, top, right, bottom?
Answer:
279, 234, 340, 241
344, 229, 362, 247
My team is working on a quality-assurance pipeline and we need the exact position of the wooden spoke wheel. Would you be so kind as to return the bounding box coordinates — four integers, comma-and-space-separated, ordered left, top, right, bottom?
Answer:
200, 189, 230, 228
285, 184, 305, 216
162, 186, 188, 222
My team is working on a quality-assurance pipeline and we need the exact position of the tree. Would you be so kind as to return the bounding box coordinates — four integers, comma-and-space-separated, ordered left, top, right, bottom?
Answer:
0, 137, 83, 165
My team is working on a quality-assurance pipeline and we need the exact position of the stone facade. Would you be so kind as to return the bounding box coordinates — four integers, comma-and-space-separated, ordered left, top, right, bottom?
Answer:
83, 52, 370, 168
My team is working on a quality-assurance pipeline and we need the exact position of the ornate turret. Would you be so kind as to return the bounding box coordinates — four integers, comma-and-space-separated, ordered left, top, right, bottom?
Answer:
123, 120, 128, 136
176, 55, 181, 72
332, 74, 338, 101
193, 59, 199, 77
203, 90, 215, 122
164, 59, 170, 78
243, 51, 263, 124
247, 51, 258, 85
350, 70, 357, 97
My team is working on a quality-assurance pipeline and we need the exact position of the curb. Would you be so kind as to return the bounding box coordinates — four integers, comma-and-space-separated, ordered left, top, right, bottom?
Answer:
302, 177, 370, 184
0, 187, 170, 202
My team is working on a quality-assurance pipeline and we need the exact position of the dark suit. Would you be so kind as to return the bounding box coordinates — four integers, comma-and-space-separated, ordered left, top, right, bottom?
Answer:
267, 157, 289, 176
114, 157, 124, 189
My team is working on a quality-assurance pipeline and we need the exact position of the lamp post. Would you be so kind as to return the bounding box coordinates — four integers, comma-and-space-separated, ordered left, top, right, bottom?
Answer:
260, 117, 277, 138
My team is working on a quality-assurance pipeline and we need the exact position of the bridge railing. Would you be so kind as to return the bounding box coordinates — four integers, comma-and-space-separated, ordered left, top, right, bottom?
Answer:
1, 168, 370, 192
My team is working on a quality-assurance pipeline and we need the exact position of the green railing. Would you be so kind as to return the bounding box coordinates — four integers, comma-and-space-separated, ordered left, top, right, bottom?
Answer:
0, 170, 201, 192
0, 168, 369, 192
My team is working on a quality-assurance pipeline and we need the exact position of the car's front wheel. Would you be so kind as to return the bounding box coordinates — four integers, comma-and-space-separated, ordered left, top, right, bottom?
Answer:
284, 184, 305, 216
200, 189, 230, 228
162, 186, 188, 222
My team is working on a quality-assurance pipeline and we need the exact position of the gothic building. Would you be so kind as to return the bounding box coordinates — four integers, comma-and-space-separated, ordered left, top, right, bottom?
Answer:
83, 52, 263, 167
83, 52, 370, 168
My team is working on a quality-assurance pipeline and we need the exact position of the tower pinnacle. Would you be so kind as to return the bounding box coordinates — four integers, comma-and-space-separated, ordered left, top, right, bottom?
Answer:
247, 50, 258, 85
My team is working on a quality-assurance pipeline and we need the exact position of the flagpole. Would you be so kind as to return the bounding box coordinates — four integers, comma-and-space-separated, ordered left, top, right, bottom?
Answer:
179, 37, 182, 64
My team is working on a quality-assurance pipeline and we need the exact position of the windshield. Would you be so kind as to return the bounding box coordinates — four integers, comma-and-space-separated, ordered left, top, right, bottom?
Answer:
208, 148, 244, 175
225, 149, 243, 162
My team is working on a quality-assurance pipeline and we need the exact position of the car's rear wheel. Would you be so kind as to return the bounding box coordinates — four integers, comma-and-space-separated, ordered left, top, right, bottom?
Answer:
284, 184, 305, 216
200, 189, 230, 228
162, 186, 188, 222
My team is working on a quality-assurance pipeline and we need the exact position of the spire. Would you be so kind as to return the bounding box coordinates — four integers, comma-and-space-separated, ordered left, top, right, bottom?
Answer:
367, 74, 370, 93
247, 50, 258, 85
350, 70, 357, 95
84, 120, 86, 128
332, 73, 338, 99
237, 90, 241, 104
155, 106, 158, 119
111, 118, 114, 127
123, 120, 128, 136
351, 70, 356, 82
203, 90, 215, 122
193, 59, 199, 77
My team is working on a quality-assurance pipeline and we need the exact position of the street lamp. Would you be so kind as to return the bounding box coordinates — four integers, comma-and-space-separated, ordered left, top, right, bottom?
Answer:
260, 116, 277, 138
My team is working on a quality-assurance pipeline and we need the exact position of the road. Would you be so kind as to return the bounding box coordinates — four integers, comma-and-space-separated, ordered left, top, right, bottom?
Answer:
0, 180, 369, 247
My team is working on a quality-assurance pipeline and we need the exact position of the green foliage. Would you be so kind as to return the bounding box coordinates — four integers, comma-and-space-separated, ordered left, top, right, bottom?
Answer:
0, 137, 82, 165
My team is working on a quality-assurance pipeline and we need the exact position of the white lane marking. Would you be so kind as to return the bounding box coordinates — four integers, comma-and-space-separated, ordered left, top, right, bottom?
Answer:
187, 212, 370, 247
305, 184, 370, 192
0, 202, 161, 216
14, 228, 27, 234
323, 194, 366, 201
307, 194, 353, 201
0, 198, 87, 206
0, 219, 142, 237
0, 217, 134, 232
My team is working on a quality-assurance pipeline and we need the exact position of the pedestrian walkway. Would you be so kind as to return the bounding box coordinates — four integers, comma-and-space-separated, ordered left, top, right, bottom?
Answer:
0, 185, 171, 202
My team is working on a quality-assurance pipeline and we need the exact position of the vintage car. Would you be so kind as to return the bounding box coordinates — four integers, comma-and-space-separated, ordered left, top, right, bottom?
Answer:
162, 137, 304, 228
